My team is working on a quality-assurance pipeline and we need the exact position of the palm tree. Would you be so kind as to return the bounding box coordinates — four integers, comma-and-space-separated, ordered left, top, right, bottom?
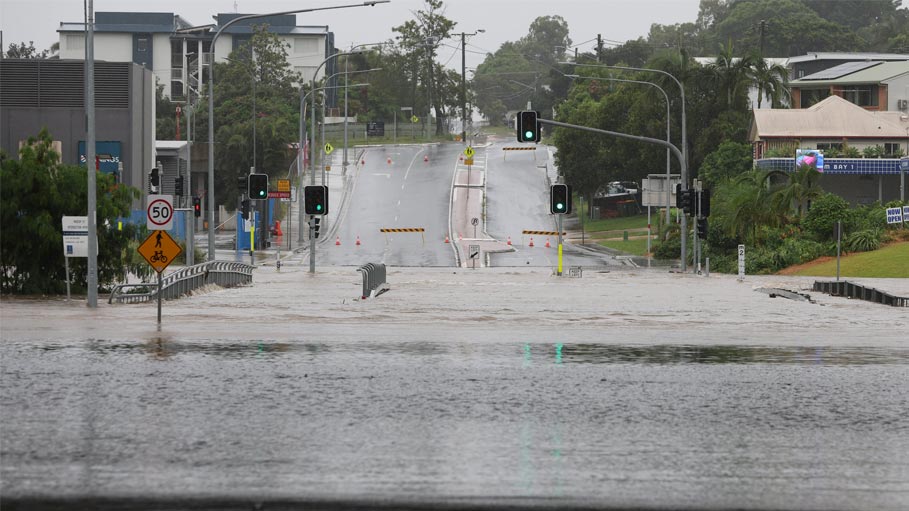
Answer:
708, 40, 753, 109
772, 164, 823, 218
718, 169, 779, 243
748, 53, 790, 108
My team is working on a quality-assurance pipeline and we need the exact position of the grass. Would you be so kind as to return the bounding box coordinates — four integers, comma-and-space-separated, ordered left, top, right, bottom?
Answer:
582, 214, 651, 233
597, 237, 651, 257
781, 242, 909, 278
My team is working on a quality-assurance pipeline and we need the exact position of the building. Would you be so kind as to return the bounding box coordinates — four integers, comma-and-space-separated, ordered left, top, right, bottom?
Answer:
788, 52, 909, 81
751, 95, 909, 205
0, 58, 155, 211
56, 12, 336, 102
789, 59, 909, 111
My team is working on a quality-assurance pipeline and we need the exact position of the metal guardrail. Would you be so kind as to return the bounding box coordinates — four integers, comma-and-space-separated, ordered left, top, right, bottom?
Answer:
109, 261, 254, 304
813, 280, 909, 307
357, 263, 388, 299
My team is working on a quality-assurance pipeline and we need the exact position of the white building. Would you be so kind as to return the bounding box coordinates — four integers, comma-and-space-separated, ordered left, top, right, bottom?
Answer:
57, 12, 335, 102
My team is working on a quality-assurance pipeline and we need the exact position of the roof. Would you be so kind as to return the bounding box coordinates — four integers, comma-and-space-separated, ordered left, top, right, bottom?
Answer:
788, 52, 909, 64
58, 12, 185, 34
791, 60, 909, 87
155, 141, 189, 151
751, 95, 909, 139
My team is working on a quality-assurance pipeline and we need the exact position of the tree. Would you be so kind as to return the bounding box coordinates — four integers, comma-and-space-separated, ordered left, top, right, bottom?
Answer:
772, 163, 823, 218
698, 141, 754, 188
1, 129, 142, 294
708, 39, 753, 109
4, 41, 49, 59
748, 52, 790, 108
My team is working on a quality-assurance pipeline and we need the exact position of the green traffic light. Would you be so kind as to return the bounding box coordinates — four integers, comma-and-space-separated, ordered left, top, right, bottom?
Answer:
316, 204, 322, 211
556, 202, 564, 211
524, 130, 534, 140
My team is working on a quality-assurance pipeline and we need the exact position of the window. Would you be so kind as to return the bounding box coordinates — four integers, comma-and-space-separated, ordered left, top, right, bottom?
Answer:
800, 88, 830, 108
883, 143, 901, 156
838, 85, 878, 107
137, 38, 148, 52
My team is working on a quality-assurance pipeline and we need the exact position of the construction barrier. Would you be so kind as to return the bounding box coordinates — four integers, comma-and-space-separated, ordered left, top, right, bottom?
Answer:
503, 147, 537, 151
522, 230, 566, 236
813, 280, 909, 307
357, 263, 388, 299
380, 228, 425, 233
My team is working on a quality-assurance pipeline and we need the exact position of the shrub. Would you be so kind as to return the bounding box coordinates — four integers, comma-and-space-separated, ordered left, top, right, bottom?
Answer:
803, 193, 849, 241
842, 146, 861, 158
844, 229, 883, 252
862, 145, 883, 158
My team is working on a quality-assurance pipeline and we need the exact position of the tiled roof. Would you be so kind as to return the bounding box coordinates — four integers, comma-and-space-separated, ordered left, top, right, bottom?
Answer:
751, 95, 909, 139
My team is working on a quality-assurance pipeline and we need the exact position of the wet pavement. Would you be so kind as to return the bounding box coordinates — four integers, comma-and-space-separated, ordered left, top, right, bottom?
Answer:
2, 268, 909, 510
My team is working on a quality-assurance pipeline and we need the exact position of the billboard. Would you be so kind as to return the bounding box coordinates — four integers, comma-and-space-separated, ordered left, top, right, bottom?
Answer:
795, 149, 824, 172
78, 141, 122, 174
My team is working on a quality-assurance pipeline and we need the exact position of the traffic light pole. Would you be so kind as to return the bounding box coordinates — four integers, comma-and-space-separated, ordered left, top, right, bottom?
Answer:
537, 118, 687, 269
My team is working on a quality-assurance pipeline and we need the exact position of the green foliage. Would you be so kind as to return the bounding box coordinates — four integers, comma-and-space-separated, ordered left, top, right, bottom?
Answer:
802, 193, 849, 241
1, 129, 142, 294
697, 141, 753, 189
862, 145, 883, 158
844, 229, 883, 253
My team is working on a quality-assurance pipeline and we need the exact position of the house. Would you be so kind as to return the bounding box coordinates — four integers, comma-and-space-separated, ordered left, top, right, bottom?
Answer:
751, 95, 909, 205
56, 12, 336, 103
788, 59, 909, 111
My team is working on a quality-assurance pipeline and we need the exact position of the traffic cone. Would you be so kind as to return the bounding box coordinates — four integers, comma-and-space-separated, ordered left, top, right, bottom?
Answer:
458, 233, 463, 241
545, 238, 551, 248
529, 237, 534, 247
507, 236, 512, 246
459, 155, 463, 162
387, 157, 392, 164
444, 235, 450, 244
335, 236, 341, 246
424, 155, 429, 162
356, 235, 361, 246
361, 159, 365, 165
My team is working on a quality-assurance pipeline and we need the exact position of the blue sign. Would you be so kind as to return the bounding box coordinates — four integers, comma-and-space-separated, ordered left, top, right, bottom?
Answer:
78, 141, 122, 174
886, 207, 903, 224
901, 158, 909, 171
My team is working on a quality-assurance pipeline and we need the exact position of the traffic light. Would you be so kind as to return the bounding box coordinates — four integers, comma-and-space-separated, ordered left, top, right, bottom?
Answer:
311, 216, 321, 239
248, 173, 268, 199
550, 184, 572, 215
516, 110, 540, 143
238, 175, 247, 195
241, 199, 250, 220
675, 184, 694, 215
174, 176, 185, 196
697, 217, 708, 240
192, 196, 202, 217
304, 185, 329, 215
149, 167, 160, 192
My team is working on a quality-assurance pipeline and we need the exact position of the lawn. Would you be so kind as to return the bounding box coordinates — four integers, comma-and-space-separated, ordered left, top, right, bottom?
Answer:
579, 213, 673, 234
781, 242, 909, 278
597, 237, 651, 257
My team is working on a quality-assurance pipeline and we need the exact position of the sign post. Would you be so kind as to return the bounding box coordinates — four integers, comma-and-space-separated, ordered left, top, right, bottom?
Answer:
137, 230, 182, 325
146, 195, 174, 231
468, 244, 480, 269
62, 216, 89, 301
737, 244, 745, 281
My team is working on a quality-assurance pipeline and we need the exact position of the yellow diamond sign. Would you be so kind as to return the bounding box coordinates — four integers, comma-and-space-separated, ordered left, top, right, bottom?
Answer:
138, 230, 182, 273
324, 143, 334, 155
464, 146, 475, 158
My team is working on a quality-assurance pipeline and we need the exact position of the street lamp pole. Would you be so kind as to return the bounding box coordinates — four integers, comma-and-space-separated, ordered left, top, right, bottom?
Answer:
562, 60, 689, 271
206, 1, 388, 261
343, 42, 393, 170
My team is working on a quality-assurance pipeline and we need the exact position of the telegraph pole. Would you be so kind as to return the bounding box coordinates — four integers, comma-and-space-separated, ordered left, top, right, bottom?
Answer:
85, 0, 98, 307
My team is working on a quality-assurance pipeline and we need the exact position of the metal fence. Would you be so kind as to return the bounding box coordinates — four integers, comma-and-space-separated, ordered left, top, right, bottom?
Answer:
813, 280, 909, 307
109, 261, 254, 304
357, 263, 388, 299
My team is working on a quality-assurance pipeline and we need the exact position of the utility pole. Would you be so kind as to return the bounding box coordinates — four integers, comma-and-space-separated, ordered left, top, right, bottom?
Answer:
458, 30, 484, 144
596, 34, 603, 63
759, 20, 767, 58
85, 0, 98, 307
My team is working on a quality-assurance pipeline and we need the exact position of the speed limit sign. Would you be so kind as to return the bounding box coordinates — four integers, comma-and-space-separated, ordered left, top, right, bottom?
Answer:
147, 194, 174, 231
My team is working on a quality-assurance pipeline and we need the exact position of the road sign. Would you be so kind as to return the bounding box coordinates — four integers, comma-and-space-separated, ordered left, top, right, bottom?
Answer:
277, 179, 291, 192
268, 191, 291, 199
138, 230, 182, 273
465, 158, 474, 166
469, 244, 480, 259
411, 115, 419, 123
324, 143, 334, 155
904, 206, 909, 222
886, 207, 903, 224
464, 146, 475, 158
737, 244, 746, 281
146, 194, 174, 231
471, 217, 479, 226
62, 216, 89, 257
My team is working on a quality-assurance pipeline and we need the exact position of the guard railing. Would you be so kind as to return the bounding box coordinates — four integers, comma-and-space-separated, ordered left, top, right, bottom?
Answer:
109, 261, 254, 304
357, 263, 388, 299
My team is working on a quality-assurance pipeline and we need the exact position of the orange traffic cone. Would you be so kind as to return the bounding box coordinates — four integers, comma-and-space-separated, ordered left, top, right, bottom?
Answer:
424, 155, 429, 162
459, 155, 463, 162
356, 235, 361, 246
444, 235, 450, 244
361, 159, 365, 165
545, 238, 551, 248
387, 157, 392, 164
507, 236, 512, 246
335, 236, 341, 246
458, 233, 463, 241
529, 237, 534, 247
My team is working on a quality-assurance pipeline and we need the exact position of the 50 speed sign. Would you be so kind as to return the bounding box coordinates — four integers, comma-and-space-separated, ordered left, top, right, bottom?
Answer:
147, 195, 174, 230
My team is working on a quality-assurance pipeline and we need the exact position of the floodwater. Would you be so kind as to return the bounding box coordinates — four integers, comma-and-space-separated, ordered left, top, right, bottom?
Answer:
3, 337, 909, 510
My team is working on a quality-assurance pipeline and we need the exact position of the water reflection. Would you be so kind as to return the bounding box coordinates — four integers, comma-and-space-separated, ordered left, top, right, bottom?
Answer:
56, 340, 909, 366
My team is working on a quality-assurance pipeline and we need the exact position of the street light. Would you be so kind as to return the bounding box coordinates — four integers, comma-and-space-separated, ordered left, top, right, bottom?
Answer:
342, 42, 395, 168
455, 29, 484, 144
562, 60, 690, 271
206, 1, 389, 261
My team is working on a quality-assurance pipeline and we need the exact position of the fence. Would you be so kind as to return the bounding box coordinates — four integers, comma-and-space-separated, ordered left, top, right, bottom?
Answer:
109, 261, 254, 304
357, 263, 388, 299
812, 280, 909, 307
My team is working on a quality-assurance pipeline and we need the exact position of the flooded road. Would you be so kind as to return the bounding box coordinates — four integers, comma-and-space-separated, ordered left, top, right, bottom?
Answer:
2, 268, 909, 510
3, 339, 908, 510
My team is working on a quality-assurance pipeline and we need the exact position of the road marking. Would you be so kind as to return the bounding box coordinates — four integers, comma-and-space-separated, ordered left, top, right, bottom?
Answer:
373, 173, 391, 178
403, 149, 423, 181
397, 200, 401, 207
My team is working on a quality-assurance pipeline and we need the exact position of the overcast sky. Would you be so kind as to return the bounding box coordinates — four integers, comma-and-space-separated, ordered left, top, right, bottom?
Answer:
1, 0, 705, 70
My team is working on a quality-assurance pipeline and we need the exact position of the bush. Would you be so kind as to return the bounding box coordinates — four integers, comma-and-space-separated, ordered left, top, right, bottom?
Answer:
844, 229, 883, 252
653, 224, 682, 260
803, 193, 849, 241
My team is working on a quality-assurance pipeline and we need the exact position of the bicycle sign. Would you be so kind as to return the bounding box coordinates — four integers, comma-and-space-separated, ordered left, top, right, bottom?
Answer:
146, 194, 174, 231
138, 230, 182, 273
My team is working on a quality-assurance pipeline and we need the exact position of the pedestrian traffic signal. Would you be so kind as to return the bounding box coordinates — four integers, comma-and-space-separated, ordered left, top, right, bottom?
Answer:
516, 110, 540, 143
241, 199, 250, 220
699, 189, 711, 218
697, 217, 708, 240
248, 173, 268, 199
311, 216, 321, 239
193, 196, 202, 217
550, 183, 572, 214
304, 185, 329, 215
174, 176, 185, 196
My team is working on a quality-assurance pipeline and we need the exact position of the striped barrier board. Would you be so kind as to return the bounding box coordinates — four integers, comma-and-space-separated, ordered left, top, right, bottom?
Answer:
503, 147, 537, 151
380, 228, 425, 233
522, 230, 566, 236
